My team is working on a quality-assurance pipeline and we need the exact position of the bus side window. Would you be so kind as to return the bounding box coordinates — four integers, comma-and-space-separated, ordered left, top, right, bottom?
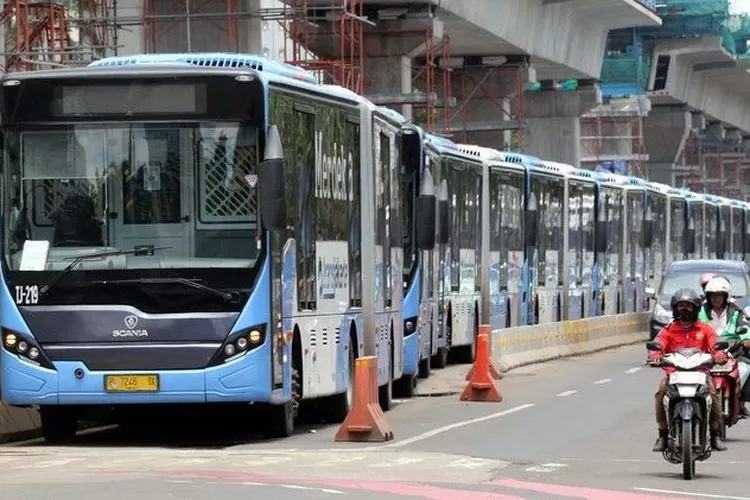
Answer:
294, 109, 316, 310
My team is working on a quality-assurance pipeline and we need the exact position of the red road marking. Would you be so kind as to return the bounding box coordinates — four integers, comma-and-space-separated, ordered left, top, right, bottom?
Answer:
491, 478, 696, 499
155, 469, 701, 499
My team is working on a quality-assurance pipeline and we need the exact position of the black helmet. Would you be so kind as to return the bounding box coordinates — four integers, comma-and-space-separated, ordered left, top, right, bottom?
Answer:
670, 287, 701, 321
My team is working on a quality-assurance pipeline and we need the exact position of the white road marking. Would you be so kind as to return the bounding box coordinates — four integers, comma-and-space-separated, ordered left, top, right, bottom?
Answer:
634, 488, 750, 500
166, 480, 193, 484
382, 403, 535, 449
371, 457, 424, 467
556, 390, 577, 397
14, 458, 86, 469
594, 378, 612, 385
281, 485, 313, 490
241, 482, 266, 486
525, 463, 568, 473
448, 457, 497, 469
321, 489, 345, 494
626, 367, 643, 374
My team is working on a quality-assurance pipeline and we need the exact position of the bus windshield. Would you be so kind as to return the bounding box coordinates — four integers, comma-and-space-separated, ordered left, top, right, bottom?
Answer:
3, 121, 262, 308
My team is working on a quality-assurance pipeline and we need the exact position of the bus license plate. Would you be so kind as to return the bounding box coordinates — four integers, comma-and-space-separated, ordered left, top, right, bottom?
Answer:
104, 374, 159, 392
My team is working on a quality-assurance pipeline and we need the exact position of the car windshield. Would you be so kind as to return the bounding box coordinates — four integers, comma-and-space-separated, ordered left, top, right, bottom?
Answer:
3, 122, 260, 273
659, 270, 750, 298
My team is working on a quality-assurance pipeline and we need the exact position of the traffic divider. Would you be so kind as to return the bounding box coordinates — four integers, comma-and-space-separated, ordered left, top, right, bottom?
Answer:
460, 326, 502, 402
492, 312, 650, 372
335, 355, 394, 442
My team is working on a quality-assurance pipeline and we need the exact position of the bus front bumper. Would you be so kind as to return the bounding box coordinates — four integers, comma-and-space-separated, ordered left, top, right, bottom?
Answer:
0, 345, 273, 406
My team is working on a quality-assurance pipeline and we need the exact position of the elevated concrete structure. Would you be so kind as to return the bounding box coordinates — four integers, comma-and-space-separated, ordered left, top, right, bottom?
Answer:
436, 0, 661, 80
643, 35, 750, 185
287, 0, 661, 159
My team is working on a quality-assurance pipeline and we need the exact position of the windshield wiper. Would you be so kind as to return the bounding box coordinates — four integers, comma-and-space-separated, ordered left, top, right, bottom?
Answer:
39, 246, 174, 296
90, 277, 243, 303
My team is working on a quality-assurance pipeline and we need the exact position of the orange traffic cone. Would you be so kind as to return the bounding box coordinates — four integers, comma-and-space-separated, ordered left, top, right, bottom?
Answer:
460, 328, 503, 402
335, 356, 394, 442
465, 325, 502, 380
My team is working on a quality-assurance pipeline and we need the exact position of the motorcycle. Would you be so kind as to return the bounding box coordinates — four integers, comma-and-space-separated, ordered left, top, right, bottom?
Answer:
710, 341, 743, 441
646, 340, 729, 480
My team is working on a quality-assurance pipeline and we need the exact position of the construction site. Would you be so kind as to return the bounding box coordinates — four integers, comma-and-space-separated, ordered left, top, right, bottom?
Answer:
0, 0, 748, 198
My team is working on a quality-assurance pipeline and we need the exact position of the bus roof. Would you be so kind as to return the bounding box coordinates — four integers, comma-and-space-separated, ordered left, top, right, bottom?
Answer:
88, 52, 319, 84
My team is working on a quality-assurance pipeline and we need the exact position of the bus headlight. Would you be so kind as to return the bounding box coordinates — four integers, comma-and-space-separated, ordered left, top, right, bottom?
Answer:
207, 324, 267, 367
1, 329, 55, 370
404, 317, 418, 336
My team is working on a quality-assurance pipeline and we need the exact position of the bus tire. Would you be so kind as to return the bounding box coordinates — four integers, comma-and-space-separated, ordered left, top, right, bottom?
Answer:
378, 329, 394, 412
39, 406, 77, 443
262, 400, 295, 439
324, 335, 355, 423
418, 340, 431, 379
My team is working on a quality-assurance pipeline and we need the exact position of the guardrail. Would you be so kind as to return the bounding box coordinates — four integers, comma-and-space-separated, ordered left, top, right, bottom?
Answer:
492, 312, 650, 371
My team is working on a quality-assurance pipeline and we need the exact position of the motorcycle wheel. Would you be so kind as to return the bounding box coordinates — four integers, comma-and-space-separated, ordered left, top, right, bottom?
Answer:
681, 420, 695, 480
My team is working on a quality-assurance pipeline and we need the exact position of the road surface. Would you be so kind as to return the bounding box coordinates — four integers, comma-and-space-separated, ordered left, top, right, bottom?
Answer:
3, 343, 750, 499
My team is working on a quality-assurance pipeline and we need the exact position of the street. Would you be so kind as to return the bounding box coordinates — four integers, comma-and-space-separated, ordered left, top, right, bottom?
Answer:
3, 344, 750, 499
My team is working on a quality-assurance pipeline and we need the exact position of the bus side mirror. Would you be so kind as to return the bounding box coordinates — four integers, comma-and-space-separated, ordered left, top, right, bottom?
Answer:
684, 228, 696, 254
436, 199, 450, 245
524, 193, 538, 248
415, 194, 436, 250
595, 220, 608, 254
256, 125, 287, 233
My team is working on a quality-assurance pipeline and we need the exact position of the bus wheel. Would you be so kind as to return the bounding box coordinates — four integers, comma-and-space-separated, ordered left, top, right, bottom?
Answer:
418, 347, 431, 378
324, 336, 355, 423
261, 368, 298, 438
39, 406, 77, 443
378, 333, 394, 412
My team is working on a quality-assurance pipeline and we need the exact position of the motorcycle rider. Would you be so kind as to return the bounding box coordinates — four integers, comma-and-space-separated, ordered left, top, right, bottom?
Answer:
649, 287, 728, 453
699, 275, 750, 416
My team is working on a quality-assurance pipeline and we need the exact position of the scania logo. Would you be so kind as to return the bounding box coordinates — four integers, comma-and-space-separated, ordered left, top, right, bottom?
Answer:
113, 315, 149, 338
124, 315, 138, 329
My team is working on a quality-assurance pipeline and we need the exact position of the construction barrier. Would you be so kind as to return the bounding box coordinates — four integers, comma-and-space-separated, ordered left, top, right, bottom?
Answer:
335, 355, 394, 442
460, 326, 502, 402
492, 312, 650, 372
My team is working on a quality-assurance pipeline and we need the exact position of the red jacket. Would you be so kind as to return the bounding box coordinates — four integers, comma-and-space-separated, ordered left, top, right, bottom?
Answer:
652, 320, 720, 373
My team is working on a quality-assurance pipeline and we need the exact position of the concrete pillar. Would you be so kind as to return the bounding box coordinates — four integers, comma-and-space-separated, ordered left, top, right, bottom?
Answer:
363, 17, 444, 122
643, 106, 692, 183
115, 0, 144, 55
522, 87, 600, 166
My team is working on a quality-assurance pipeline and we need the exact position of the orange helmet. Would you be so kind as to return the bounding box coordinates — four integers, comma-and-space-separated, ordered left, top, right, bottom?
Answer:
700, 273, 718, 290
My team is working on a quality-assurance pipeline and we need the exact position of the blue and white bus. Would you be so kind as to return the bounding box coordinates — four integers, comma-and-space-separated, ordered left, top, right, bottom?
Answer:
423, 135, 483, 365
0, 53, 412, 441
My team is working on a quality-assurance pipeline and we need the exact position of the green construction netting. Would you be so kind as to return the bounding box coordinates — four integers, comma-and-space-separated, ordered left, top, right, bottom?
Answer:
600, 54, 652, 88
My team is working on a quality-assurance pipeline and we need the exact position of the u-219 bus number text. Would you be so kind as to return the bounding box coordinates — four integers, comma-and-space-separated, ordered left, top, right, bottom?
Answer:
15, 285, 39, 305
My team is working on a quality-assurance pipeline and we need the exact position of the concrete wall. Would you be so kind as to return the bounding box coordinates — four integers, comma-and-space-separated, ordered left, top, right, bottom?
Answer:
492, 312, 650, 371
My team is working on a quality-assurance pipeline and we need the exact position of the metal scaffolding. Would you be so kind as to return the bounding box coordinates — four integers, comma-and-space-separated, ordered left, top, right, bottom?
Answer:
579, 95, 650, 177
448, 64, 526, 151
143, 0, 242, 53
281, 0, 453, 133
0, 1, 72, 72
283, 0, 365, 94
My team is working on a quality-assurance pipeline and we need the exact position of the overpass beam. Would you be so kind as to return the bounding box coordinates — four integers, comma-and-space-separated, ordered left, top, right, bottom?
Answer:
522, 84, 601, 166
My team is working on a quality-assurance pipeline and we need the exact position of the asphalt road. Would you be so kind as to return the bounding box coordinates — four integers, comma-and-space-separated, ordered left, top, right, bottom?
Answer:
4, 342, 750, 499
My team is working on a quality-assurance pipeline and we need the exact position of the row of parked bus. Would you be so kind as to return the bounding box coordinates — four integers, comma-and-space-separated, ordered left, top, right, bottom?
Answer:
1, 52, 747, 442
